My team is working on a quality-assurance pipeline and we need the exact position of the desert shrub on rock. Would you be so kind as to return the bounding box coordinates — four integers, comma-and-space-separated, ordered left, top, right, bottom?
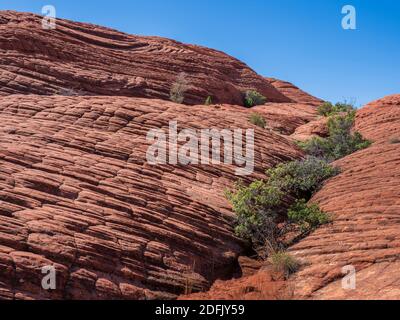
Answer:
204, 96, 213, 105
226, 157, 338, 257
244, 90, 267, 108
288, 199, 330, 232
249, 113, 267, 128
268, 251, 300, 277
317, 101, 355, 117
170, 72, 189, 104
299, 111, 372, 161
266, 157, 340, 198
225, 181, 283, 253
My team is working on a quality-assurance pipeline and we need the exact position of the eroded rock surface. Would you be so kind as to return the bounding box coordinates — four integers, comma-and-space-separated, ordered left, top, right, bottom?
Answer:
0, 95, 304, 300
291, 117, 329, 141
0, 10, 290, 105
252, 103, 318, 135
355, 94, 400, 143
290, 95, 400, 300
266, 78, 323, 106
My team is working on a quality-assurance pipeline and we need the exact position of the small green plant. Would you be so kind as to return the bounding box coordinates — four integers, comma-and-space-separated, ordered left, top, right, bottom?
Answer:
266, 157, 340, 198
244, 90, 267, 108
269, 251, 300, 277
205, 96, 213, 105
225, 181, 283, 251
317, 102, 334, 117
389, 137, 400, 144
317, 101, 355, 117
226, 157, 338, 256
249, 113, 267, 128
299, 112, 372, 162
288, 199, 331, 232
170, 72, 189, 104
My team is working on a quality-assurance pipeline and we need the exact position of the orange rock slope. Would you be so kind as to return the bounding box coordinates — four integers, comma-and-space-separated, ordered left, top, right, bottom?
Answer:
266, 78, 324, 107
290, 94, 400, 300
0, 10, 291, 105
2, 10, 399, 302
181, 95, 400, 301
0, 95, 307, 300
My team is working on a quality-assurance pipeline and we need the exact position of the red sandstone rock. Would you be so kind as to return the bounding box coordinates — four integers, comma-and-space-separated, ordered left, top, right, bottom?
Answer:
180, 265, 289, 300
0, 95, 304, 300
0, 10, 290, 105
289, 95, 400, 299
252, 103, 318, 135
291, 117, 329, 141
266, 78, 324, 106
182, 95, 400, 301
355, 94, 400, 143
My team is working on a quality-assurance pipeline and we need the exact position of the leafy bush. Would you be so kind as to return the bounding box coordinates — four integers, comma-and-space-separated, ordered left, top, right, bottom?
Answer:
299, 112, 371, 162
266, 157, 340, 198
288, 199, 330, 231
249, 113, 267, 128
269, 252, 300, 277
297, 137, 332, 160
317, 102, 334, 117
244, 90, 267, 108
205, 96, 213, 105
317, 101, 355, 117
389, 137, 400, 144
225, 181, 283, 250
334, 102, 356, 113
170, 72, 189, 104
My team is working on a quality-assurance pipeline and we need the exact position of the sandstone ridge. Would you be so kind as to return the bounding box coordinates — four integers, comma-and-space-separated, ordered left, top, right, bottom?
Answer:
0, 10, 292, 105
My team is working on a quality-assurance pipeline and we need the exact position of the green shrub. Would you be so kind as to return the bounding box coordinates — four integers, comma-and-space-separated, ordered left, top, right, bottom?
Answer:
226, 158, 338, 255
299, 112, 371, 162
266, 157, 340, 198
334, 102, 356, 113
317, 101, 355, 117
317, 102, 334, 117
249, 113, 267, 128
170, 72, 189, 104
389, 137, 400, 144
244, 90, 267, 108
225, 181, 283, 249
297, 137, 332, 160
269, 252, 300, 277
288, 199, 330, 231
205, 96, 213, 105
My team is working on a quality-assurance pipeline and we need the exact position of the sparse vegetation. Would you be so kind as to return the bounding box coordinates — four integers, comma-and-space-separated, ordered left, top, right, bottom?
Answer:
225, 181, 283, 254
58, 88, 87, 96
226, 157, 339, 259
317, 101, 355, 117
170, 72, 189, 104
268, 251, 300, 277
389, 137, 400, 144
227, 97, 371, 271
298, 111, 372, 162
205, 96, 213, 105
249, 113, 267, 128
244, 90, 267, 108
266, 157, 340, 198
288, 199, 331, 232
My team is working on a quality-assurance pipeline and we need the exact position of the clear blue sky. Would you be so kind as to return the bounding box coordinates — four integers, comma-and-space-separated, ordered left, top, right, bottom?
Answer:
1, 0, 399, 106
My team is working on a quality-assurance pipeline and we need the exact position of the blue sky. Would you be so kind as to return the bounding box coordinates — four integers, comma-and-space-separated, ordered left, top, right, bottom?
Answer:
1, 0, 399, 106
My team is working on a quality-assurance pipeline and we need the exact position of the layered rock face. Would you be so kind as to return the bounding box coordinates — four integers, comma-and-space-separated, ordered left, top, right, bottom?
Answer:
355, 95, 400, 143
2, 10, 398, 302
0, 95, 305, 300
266, 78, 324, 106
0, 10, 291, 105
290, 95, 400, 300
252, 102, 318, 135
